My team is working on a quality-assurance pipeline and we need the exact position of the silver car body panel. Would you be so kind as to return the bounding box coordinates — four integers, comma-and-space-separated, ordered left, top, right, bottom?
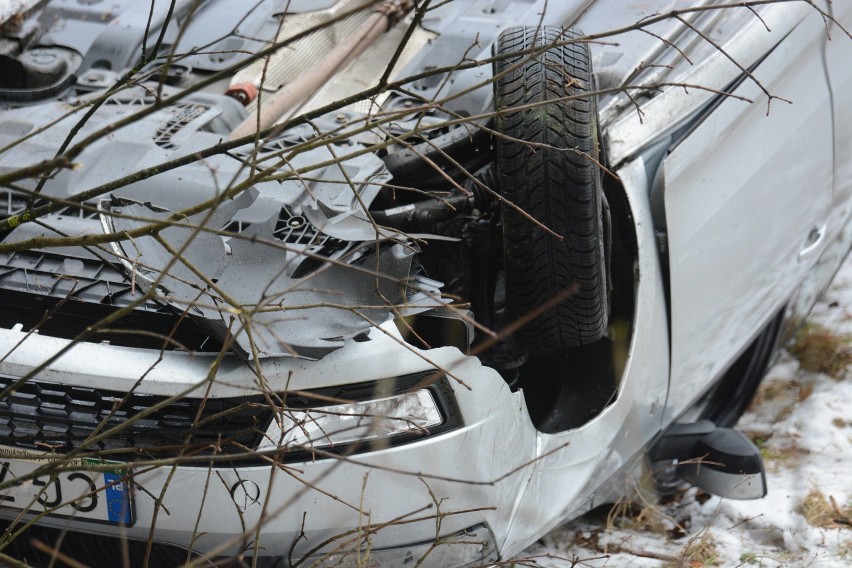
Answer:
0, 0, 850, 564
660, 6, 842, 420
598, 3, 815, 165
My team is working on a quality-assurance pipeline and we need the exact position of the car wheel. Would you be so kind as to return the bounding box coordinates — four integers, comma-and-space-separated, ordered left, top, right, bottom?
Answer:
493, 26, 608, 349
698, 310, 785, 427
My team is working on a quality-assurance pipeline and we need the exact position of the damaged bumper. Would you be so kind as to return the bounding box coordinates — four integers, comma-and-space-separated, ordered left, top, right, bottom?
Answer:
0, 322, 539, 565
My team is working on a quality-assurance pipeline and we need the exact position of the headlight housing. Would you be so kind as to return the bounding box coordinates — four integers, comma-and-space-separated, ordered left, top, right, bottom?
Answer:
260, 372, 461, 459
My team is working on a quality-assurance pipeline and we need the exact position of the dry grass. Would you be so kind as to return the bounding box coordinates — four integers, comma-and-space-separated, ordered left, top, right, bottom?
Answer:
758, 443, 806, 470
789, 323, 851, 380
797, 488, 852, 529
665, 531, 719, 567
605, 495, 672, 536
600, 471, 683, 537
751, 377, 814, 405
747, 376, 816, 425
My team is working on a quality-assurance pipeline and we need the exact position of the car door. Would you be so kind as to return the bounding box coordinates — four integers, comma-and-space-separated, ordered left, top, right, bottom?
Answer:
825, 2, 852, 210
784, 2, 852, 328
660, 8, 835, 418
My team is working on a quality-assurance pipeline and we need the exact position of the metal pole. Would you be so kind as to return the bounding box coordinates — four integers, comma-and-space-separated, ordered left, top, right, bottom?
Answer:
229, 0, 412, 140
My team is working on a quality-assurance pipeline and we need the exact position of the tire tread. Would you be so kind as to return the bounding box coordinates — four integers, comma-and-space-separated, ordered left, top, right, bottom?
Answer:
493, 26, 608, 349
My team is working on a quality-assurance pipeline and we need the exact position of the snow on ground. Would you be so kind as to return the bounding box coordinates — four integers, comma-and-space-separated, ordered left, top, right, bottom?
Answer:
517, 257, 852, 567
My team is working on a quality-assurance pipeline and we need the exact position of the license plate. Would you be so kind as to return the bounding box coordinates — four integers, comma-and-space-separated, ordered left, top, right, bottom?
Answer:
0, 446, 134, 525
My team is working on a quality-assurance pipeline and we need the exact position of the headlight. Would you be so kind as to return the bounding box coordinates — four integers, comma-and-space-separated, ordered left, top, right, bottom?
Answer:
262, 389, 442, 451
259, 372, 461, 457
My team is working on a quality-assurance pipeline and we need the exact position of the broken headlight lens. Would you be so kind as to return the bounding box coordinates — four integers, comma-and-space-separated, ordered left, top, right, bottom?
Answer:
259, 373, 459, 456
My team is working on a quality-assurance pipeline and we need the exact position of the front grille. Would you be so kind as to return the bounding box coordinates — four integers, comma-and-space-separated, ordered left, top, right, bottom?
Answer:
0, 249, 150, 306
0, 376, 274, 462
0, 247, 224, 353
0, 288, 223, 352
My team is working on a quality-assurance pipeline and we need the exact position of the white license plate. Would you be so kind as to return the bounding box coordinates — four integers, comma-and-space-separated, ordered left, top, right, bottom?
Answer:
0, 446, 134, 525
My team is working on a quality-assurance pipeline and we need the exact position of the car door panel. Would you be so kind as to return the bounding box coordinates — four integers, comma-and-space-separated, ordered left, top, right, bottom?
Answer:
825, 0, 852, 207
785, 2, 852, 335
661, 10, 835, 417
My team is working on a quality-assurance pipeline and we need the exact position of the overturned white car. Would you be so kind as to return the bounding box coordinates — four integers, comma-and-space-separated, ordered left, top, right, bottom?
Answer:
0, 0, 850, 566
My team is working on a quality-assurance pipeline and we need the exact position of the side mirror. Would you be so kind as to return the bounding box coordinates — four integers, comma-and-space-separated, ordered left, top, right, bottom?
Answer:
650, 421, 767, 500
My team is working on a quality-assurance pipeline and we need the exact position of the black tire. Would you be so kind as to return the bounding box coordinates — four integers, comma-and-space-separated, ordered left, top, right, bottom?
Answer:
698, 311, 785, 427
493, 26, 607, 349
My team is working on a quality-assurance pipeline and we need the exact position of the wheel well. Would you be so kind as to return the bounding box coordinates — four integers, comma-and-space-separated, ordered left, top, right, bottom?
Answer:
516, 171, 638, 433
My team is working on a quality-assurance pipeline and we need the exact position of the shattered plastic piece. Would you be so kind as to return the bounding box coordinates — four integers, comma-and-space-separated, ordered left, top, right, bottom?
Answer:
99, 147, 416, 359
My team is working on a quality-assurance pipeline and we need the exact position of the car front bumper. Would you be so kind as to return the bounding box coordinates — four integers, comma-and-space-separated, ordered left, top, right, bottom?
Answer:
0, 323, 539, 565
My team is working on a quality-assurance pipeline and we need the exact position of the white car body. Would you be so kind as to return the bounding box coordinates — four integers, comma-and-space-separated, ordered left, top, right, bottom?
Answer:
0, 1, 850, 566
